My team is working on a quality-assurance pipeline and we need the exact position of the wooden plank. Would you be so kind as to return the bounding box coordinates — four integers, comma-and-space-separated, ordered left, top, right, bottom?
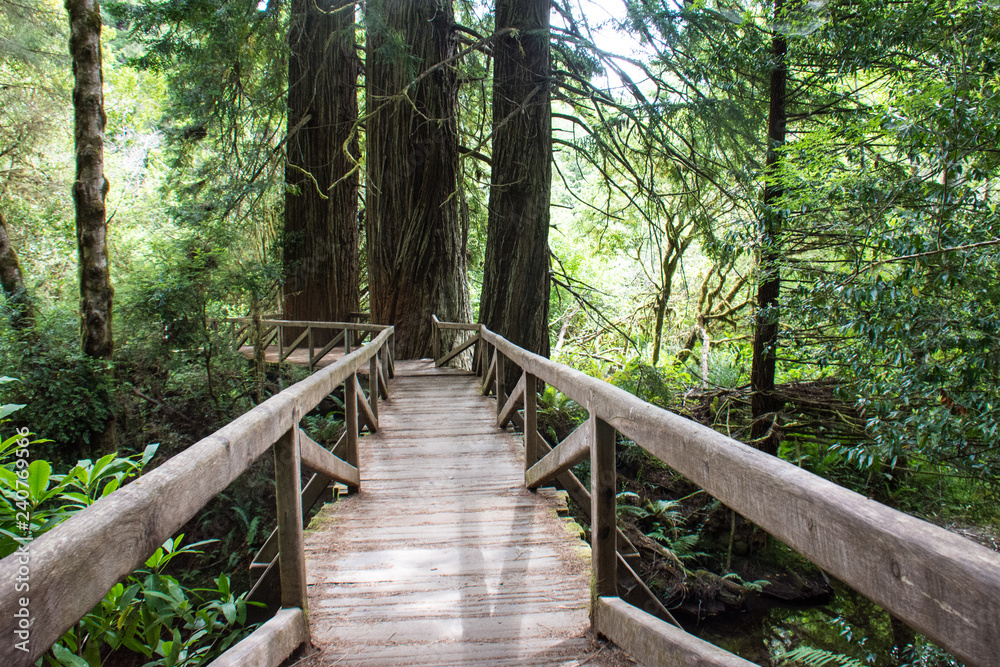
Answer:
356, 375, 378, 433
279, 328, 309, 363
299, 429, 360, 488
246, 554, 281, 620
310, 329, 345, 368
480, 349, 496, 395
525, 420, 590, 490
594, 597, 754, 667
534, 428, 639, 560
432, 321, 481, 331
274, 424, 307, 609
303, 368, 597, 666
435, 332, 479, 367
344, 372, 359, 492
251, 472, 333, 571
495, 352, 506, 416
524, 373, 538, 469
260, 325, 278, 349
209, 607, 309, 667
482, 327, 1000, 666
432, 314, 441, 361
377, 357, 389, 399
369, 353, 380, 423
591, 417, 616, 599
617, 553, 680, 627
498, 371, 525, 428
258, 318, 386, 332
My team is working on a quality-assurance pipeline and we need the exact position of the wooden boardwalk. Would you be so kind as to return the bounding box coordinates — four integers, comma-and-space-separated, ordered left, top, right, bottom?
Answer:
300, 361, 618, 666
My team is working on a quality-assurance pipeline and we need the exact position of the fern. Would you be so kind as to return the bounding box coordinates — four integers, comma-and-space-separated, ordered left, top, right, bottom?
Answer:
780, 646, 865, 667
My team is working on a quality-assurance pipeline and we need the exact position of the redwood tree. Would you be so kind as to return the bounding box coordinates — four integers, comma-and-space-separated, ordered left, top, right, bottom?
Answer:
478, 0, 552, 357
365, 0, 470, 358
283, 0, 359, 338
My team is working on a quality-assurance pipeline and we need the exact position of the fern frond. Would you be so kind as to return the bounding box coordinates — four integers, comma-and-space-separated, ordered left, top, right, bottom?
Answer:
780, 646, 865, 667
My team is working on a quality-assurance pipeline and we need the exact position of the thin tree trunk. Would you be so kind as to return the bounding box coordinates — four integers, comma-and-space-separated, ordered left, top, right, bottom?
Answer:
478, 0, 552, 359
366, 0, 470, 359
69, 0, 113, 359
650, 253, 681, 366
749, 0, 787, 456
68, 0, 115, 452
283, 0, 359, 344
0, 211, 34, 328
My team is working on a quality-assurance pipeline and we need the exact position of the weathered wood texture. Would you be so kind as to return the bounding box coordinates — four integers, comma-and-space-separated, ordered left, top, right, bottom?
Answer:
302, 360, 612, 665
274, 424, 308, 611
0, 328, 392, 666
525, 420, 589, 490
209, 608, 309, 667
594, 597, 754, 667
482, 328, 1000, 666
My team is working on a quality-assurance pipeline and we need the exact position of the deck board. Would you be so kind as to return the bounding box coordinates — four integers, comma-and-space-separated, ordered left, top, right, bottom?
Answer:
300, 360, 620, 666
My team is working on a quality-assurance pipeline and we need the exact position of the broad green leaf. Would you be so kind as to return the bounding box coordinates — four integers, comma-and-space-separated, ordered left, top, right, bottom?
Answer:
0, 403, 26, 419
27, 459, 52, 501
52, 643, 91, 667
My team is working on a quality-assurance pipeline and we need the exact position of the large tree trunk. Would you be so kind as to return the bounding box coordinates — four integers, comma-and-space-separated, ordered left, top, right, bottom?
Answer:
749, 0, 787, 456
478, 0, 552, 358
283, 0, 359, 342
68, 0, 114, 451
0, 211, 34, 328
366, 0, 470, 359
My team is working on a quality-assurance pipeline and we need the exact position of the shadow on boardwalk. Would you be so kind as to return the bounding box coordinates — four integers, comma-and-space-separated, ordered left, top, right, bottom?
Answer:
299, 360, 637, 666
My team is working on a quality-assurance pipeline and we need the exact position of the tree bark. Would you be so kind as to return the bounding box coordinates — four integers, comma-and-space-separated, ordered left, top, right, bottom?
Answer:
68, 0, 114, 451
749, 0, 787, 456
0, 211, 34, 328
366, 0, 470, 359
478, 0, 552, 358
68, 0, 113, 359
283, 0, 359, 343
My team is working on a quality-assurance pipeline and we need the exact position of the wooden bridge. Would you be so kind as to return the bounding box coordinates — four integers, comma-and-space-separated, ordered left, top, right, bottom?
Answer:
2, 317, 999, 666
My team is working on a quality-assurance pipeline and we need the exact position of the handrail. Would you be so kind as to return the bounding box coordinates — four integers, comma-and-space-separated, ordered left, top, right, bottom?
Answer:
0, 323, 394, 667
219, 316, 394, 372
460, 321, 1000, 667
429, 314, 480, 368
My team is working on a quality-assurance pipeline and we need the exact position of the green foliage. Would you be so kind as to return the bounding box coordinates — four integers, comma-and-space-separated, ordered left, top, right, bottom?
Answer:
49, 536, 258, 667
0, 314, 116, 460
780, 646, 866, 667
0, 400, 257, 664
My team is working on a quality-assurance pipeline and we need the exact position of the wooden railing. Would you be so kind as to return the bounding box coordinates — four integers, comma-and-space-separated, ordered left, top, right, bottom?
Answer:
430, 314, 479, 367
0, 321, 395, 667
223, 317, 390, 372
432, 318, 1000, 667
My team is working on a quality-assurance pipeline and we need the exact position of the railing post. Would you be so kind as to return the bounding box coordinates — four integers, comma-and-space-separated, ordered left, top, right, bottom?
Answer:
369, 352, 379, 424
274, 410, 309, 613
345, 326, 352, 354
432, 319, 440, 363
495, 352, 506, 417
591, 416, 617, 604
524, 373, 538, 470
277, 323, 283, 362
308, 326, 314, 372
381, 338, 390, 381
345, 372, 359, 493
